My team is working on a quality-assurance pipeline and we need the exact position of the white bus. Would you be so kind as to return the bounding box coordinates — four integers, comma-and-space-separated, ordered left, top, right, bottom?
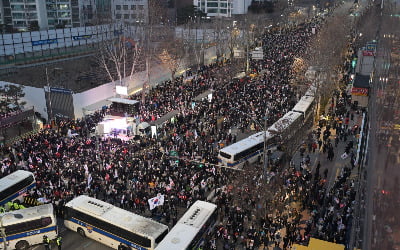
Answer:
0, 204, 57, 250
0, 170, 35, 206
63, 195, 169, 250
218, 131, 279, 168
155, 200, 217, 250
292, 95, 315, 122
268, 111, 303, 141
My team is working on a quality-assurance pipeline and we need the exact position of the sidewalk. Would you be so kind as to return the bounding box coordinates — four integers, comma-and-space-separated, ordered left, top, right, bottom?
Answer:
290, 107, 364, 185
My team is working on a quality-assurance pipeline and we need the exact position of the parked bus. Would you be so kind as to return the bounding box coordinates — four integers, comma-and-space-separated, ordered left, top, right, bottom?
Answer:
268, 111, 303, 141
155, 200, 217, 250
63, 195, 169, 250
0, 204, 57, 250
218, 131, 279, 168
0, 170, 35, 206
292, 95, 315, 122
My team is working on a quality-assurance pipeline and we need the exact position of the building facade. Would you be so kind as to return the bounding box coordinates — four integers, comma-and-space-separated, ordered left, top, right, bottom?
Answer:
193, 0, 253, 17
193, 0, 233, 17
111, 0, 148, 24
0, 0, 158, 33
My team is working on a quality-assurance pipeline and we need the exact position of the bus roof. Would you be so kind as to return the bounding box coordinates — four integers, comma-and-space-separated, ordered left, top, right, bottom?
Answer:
219, 131, 272, 156
194, 89, 214, 101
108, 98, 139, 105
1, 204, 53, 226
0, 170, 34, 193
151, 110, 179, 126
292, 96, 315, 114
268, 111, 302, 134
304, 85, 317, 97
156, 201, 217, 250
65, 195, 168, 239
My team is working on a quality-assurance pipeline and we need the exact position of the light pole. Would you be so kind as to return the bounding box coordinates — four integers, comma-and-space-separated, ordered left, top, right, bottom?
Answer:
231, 108, 269, 181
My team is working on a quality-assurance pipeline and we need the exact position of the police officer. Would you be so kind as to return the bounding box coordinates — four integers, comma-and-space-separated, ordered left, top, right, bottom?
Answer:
43, 235, 51, 250
6, 201, 13, 211
13, 202, 20, 210
56, 235, 62, 250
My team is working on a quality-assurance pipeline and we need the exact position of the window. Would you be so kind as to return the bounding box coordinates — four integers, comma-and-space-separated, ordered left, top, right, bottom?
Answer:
138, 5, 144, 10
124, 14, 129, 19
0, 175, 34, 202
10, 4, 24, 10
219, 151, 231, 160
207, 2, 218, 7
12, 13, 24, 19
116, 5, 121, 10
27, 13, 37, 19
131, 13, 137, 19
116, 14, 122, 19
131, 5, 136, 10
5, 217, 53, 235
123, 5, 128, 10
13, 21, 26, 26
58, 12, 71, 18
58, 4, 70, 10
234, 142, 263, 161
220, 9, 227, 14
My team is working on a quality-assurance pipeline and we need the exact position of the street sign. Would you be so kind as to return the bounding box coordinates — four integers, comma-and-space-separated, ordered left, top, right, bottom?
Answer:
234, 49, 245, 58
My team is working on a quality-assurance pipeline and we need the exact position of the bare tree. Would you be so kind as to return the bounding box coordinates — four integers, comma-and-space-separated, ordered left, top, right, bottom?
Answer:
302, 10, 353, 115
97, 31, 143, 86
158, 39, 186, 81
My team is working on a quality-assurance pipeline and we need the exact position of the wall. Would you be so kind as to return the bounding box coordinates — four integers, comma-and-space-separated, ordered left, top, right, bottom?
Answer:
0, 23, 143, 57
0, 81, 46, 118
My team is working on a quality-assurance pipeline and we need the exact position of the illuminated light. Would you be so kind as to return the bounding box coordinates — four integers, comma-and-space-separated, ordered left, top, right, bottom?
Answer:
129, 87, 142, 95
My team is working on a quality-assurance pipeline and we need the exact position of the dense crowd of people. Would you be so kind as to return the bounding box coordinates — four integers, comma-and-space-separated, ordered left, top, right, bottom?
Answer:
0, 4, 362, 249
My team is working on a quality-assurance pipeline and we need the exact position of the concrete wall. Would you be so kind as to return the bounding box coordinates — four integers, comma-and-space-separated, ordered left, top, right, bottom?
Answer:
0, 81, 46, 118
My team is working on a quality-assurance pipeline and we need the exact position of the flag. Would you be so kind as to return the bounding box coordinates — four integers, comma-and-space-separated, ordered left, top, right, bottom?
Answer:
87, 173, 92, 188
148, 194, 165, 210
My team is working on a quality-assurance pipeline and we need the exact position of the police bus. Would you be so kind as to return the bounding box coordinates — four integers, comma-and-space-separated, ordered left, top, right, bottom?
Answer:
155, 200, 217, 250
63, 195, 169, 250
218, 131, 279, 169
0, 170, 35, 207
0, 204, 57, 250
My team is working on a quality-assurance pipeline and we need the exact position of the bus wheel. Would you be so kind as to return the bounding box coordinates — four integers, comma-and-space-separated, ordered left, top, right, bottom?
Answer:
78, 227, 86, 237
15, 240, 29, 250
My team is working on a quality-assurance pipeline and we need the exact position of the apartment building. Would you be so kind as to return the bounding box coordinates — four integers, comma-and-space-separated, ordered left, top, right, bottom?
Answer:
111, 0, 148, 24
193, 0, 255, 17
0, 0, 157, 33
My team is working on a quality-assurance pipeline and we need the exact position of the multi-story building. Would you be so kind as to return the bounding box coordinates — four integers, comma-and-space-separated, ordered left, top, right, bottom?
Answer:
193, 0, 254, 17
0, 0, 156, 33
194, 0, 233, 17
111, 0, 148, 24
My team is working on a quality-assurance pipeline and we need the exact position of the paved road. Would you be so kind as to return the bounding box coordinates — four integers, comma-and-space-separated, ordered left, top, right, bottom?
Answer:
31, 224, 113, 250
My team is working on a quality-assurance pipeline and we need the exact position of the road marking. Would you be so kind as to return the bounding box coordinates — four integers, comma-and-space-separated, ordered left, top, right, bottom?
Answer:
83, 241, 93, 249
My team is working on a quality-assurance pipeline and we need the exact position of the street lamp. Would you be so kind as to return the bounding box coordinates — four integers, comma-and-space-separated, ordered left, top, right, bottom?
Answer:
231, 108, 269, 181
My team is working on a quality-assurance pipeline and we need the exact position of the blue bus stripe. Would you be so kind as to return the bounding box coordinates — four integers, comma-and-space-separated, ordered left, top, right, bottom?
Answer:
69, 218, 148, 250
0, 226, 57, 242
0, 182, 36, 206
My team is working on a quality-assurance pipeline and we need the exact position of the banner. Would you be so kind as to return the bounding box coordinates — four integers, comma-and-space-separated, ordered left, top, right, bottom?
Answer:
351, 87, 368, 96
148, 194, 164, 210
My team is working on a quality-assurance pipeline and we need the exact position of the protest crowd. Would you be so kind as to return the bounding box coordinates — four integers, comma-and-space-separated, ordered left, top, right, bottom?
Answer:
0, 4, 361, 249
